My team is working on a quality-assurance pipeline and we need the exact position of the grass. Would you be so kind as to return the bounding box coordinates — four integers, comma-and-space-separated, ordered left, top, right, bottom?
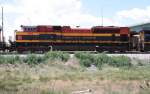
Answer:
99, 66, 150, 80
41, 90, 68, 94
44, 51, 70, 62
0, 51, 70, 66
0, 51, 149, 94
0, 62, 149, 94
139, 88, 150, 94
75, 52, 132, 69
0, 52, 132, 68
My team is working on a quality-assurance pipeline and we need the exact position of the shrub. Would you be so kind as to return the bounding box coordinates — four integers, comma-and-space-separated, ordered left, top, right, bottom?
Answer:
0, 52, 132, 68
0, 52, 70, 65
75, 52, 132, 68
23, 54, 43, 65
74, 52, 94, 61
79, 58, 92, 67
0, 56, 22, 64
6, 56, 16, 64
93, 54, 110, 69
15, 56, 22, 63
6, 56, 22, 64
110, 56, 132, 67
0, 55, 6, 64
44, 51, 70, 62
60, 52, 70, 62
74, 52, 94, 67
75, 52, 115, 69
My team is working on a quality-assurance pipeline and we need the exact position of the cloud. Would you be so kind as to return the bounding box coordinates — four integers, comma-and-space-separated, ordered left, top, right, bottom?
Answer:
13, 0, 120, 26
1, 0, 121, 41
117, 6, 150, 23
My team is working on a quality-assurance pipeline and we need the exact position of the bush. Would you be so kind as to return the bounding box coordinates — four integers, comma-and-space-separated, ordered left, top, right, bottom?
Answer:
23, 54, 43, 65
75, 52, 115, 68
0, 56, 22, 64
0, 55, 6, 64
0, 52, 132, 68
75, 52, 132, 68
6, 56, 17, 64
79, 58, 92, 67
75, 52, 94, 61
110, 56, 132, 67
0, 52, 70, 65
75, 52, 94, 67
44, 51, 70, 62
75, 52, 113, 69
7, 56, 23, 64
93, 53, 113, 69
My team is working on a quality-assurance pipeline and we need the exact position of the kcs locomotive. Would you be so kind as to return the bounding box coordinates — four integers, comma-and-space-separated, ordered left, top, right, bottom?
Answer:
0, 25, 149, 53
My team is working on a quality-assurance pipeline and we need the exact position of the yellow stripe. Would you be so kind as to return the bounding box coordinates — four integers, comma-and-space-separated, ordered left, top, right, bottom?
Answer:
16, 32, 121, 37
16, 32, 61, 35
16, 40, 128, 43
144, 42, 150, 44
63, 33, 117, 37
16, 32, 36, 35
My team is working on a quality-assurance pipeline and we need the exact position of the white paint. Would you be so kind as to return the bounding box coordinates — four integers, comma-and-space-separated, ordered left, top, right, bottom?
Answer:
107, 54, 150, 60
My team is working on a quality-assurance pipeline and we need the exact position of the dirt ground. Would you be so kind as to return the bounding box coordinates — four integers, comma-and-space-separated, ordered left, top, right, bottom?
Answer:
36, 79, 149, 94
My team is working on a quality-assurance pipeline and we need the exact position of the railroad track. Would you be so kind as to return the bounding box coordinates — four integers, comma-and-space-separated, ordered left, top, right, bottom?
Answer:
0, 51, 150, 59
1, 51, 150, 55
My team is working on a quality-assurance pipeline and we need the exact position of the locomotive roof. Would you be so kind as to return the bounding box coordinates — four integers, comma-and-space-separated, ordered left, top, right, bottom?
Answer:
92, 26, 121, 29
130, 22, 150, 32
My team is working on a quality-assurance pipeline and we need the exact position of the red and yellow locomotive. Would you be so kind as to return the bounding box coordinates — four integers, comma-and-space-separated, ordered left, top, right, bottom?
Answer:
14, 25, 130, 53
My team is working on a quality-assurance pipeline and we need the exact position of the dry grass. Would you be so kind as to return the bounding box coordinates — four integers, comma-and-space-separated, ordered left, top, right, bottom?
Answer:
0, 56, 150, 94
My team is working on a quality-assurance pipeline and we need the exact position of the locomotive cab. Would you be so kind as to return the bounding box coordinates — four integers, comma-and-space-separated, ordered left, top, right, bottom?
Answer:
139, 28, 150, 52
130, 31, 145, 52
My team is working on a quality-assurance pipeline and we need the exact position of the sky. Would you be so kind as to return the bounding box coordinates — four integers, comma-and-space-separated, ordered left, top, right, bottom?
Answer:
0, 0, 150, 40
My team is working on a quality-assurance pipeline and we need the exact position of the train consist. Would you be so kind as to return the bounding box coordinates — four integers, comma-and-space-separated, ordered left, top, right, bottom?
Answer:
0, 25, 149, 53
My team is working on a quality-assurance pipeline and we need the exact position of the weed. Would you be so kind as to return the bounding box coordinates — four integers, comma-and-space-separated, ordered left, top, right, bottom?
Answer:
110, 56, 132, 67
23, 54, 43, 65
44, 51, 70, 62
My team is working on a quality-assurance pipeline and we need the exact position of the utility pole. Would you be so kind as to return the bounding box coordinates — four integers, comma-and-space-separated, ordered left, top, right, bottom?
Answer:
1, 6, 4, 42
101, 8, 103, 27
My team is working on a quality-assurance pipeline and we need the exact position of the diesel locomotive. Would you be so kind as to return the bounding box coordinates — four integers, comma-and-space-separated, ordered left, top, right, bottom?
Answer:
0, 25, 148, 53
11, 25, 132, 53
